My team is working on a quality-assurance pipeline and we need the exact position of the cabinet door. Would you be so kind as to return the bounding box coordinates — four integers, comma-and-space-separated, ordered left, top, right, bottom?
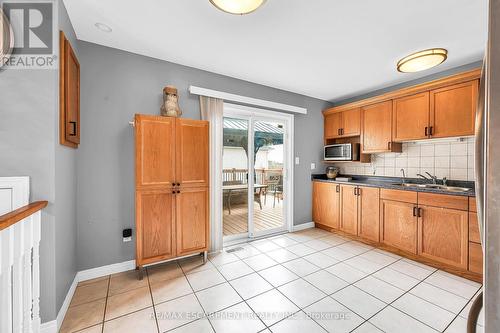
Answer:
135, 114, 176, 189
361, 101, 393, 153
341, 108, 361, 137
312, 182, 340, 229
60, 31, 80, 147
176, 187, 209, 256
469, 242, 483, 274
176, 119, 209, 188
136, 190, 176, 266
324, 113, 342, 138
340, 185, 358, 235
393, 92, 430, 141
357, 186, 380, 242
430, 80, 478, 138
417, 205, 468, 269
380, 199, 417, 253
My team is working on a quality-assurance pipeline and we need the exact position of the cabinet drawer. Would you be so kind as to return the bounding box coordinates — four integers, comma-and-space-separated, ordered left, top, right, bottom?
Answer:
418, 192, 468, 211
469, 212, 481, 243
469, 242, 483, 274
381, 189, 417, 203
469, 197, 477, 212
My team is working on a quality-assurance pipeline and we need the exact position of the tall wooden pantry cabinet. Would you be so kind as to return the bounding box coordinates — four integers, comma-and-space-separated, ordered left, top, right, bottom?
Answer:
134, 114, 209, 275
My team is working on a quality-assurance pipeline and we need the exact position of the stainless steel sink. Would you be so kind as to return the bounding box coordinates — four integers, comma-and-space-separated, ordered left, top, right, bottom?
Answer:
391, 183, 472, 193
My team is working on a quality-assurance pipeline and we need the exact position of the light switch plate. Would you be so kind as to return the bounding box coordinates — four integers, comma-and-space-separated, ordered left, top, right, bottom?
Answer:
295, 157, 300, 165
311, 163, 316, 170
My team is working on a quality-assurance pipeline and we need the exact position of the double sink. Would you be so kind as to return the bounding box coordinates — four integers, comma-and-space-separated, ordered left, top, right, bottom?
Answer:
392, 182, 472, 193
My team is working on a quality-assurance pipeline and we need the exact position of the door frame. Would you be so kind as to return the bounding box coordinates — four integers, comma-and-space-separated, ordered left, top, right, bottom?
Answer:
222, 103, 294, 241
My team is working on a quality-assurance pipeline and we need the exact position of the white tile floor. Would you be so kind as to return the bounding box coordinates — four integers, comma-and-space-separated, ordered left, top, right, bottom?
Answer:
207, 228, 483, 333
65, 227, 484, 332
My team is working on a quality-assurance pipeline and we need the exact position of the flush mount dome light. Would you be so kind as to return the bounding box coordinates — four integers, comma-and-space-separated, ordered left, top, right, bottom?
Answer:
397, 48, 448, 73
209, 0, 266, 15
95, 22, 112, 32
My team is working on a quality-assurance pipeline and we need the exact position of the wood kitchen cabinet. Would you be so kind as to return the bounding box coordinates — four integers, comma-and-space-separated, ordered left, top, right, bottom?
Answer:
312, 182, 340, 229
417, 204, 468, 269
340, 184, 358, 235
361, 101, 401, 153
357, 186, 380, 242
430, 80, 478, 138
380, 199, 418, 254
393, 92, 430, 141
324, 108, 360, 138
135, 114, 209, 271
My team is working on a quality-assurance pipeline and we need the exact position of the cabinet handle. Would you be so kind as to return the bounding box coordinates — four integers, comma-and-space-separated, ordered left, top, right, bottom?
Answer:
413, 206, 417, 217
429, 126, 433, 136
177, 182, 180, 186
177, 190, 180, 194
69, 121, 77, 136
388, 142, 392, 151
341, 128, 344, 135
172, 190, 176, 194
357, 188, 361, 196
336, 185, 340, 193
338, 128, 341, 135
418, 207, 423, 217
353, 187, 357, 196
424, 127, 428, 136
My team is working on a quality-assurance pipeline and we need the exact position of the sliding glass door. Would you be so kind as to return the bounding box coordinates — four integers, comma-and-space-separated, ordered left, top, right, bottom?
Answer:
222, 104, 291, 241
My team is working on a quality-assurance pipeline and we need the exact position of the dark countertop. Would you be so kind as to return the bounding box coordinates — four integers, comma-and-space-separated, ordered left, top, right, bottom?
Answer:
311, 174, 475, 197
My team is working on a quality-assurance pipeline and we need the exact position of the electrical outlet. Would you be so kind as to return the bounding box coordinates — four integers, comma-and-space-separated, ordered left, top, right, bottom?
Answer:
295, 157, 300, 165
123, 228, 132, 242
123, 236, 132, 242
311, 163, 316, 170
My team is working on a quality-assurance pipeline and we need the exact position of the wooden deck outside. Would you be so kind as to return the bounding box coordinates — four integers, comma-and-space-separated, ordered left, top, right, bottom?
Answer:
223, 194, 283, 236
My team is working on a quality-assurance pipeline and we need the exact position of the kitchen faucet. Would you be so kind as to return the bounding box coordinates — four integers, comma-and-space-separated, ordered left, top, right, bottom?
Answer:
400, 169, 406, 183
417, 172, 447, 185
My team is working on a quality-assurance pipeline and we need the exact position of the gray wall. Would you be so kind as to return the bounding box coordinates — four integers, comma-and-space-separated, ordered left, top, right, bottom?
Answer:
0, 67, 58, 321
55, 0, 79, 317
76, 41, 332, 270
0, 0, 79, 322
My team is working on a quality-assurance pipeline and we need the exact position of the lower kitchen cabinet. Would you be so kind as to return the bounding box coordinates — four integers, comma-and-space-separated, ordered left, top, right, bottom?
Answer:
380, 199, 418, 254
469, 242, 483, 274
312, 181, 340, 229
417, 205, 468, 269
357, 186, 380, 242
340, 184, 358, 235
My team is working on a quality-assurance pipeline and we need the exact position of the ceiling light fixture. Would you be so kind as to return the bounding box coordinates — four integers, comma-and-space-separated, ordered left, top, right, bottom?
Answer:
397, 48, 448, 73
95, 22, 112, 33
209, 0, 266, 15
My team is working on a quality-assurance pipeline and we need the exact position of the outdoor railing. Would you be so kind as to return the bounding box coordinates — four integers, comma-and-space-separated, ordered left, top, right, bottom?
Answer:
0, 201, 47, 333
223, 168, 283, 190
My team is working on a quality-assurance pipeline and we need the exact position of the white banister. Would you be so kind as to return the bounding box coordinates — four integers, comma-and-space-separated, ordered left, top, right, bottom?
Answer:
0, 202, 46, 333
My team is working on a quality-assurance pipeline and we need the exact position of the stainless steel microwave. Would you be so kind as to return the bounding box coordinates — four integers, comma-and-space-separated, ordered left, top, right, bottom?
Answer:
324, 143, 360, 161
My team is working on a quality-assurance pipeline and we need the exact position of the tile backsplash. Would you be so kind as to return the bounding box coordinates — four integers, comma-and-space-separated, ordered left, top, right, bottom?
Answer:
332, 137, 475, 181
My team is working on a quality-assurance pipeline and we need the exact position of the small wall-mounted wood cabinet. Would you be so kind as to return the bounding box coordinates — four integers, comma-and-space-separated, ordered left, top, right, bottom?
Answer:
324, 108, 360, 138
135, 115, 209, 269
393, 92, 430, 141
59, 31, 80, 148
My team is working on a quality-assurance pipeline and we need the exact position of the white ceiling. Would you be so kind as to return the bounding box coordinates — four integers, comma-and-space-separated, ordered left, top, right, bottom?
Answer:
63, 0, 488, 102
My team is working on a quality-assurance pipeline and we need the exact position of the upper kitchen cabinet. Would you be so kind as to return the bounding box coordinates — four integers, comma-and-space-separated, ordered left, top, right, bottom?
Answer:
361, 101, 402, 153
393, 92, 430, 141
324, 108, 360, 138
430, 80, 478, 138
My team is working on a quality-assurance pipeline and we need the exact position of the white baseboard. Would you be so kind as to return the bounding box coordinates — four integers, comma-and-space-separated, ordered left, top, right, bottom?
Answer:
292, 221, 315, 232
76, 260, 136, 282
40, 259, 136, 332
